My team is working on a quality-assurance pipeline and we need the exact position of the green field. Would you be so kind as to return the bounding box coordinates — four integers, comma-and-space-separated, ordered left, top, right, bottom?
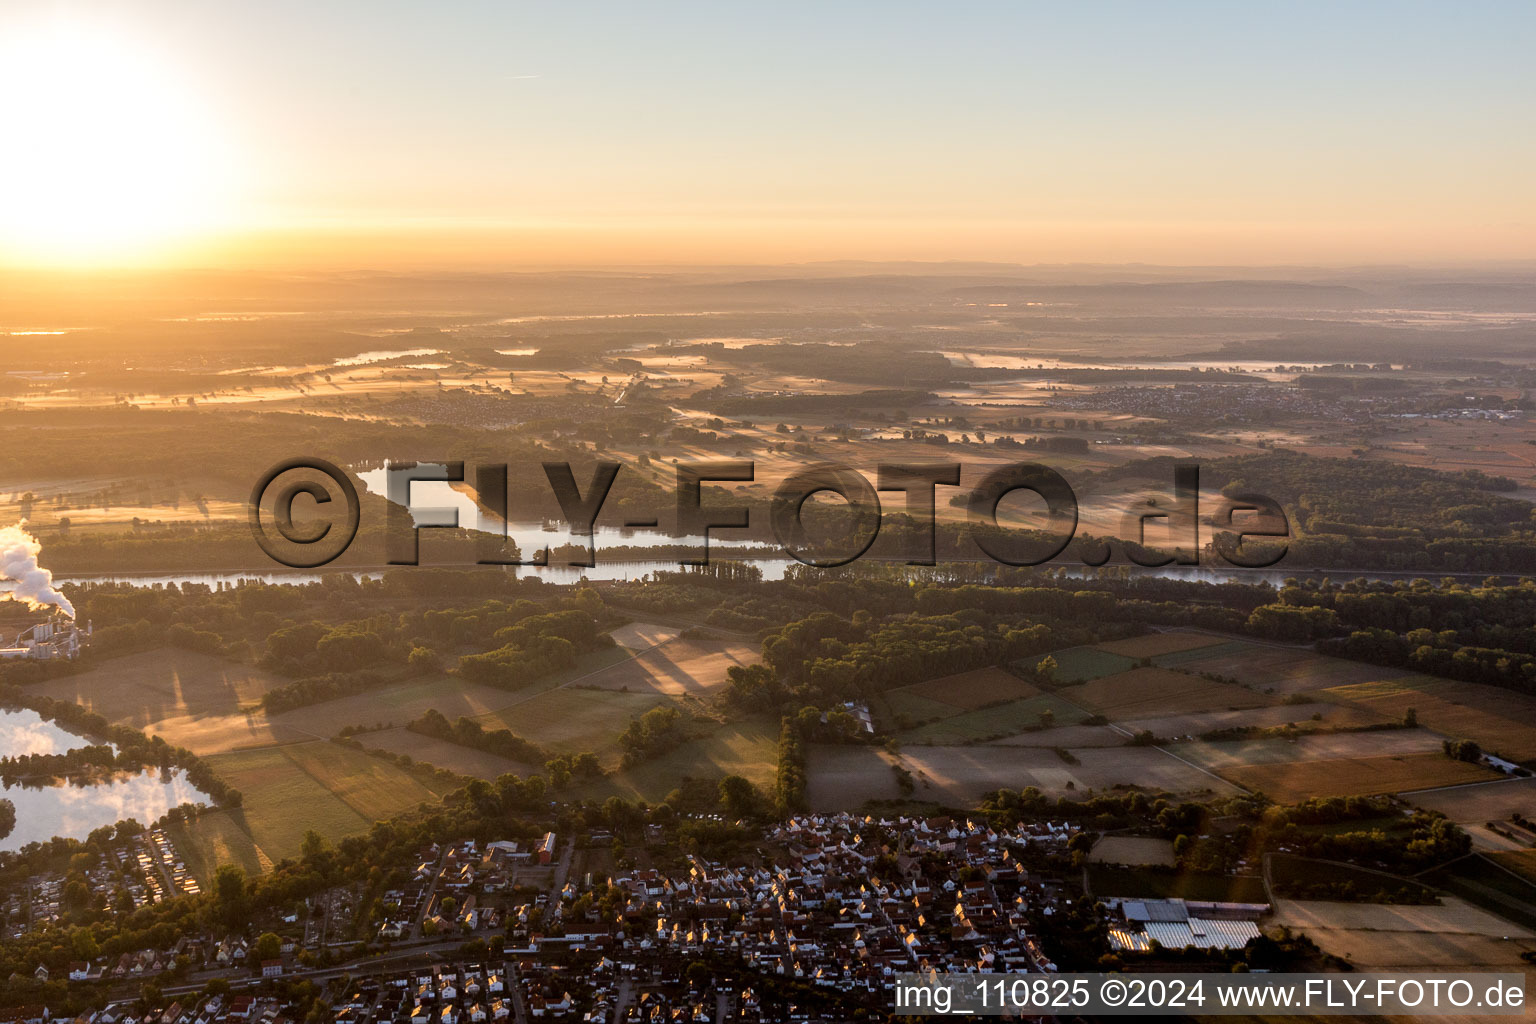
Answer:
1150, 640, 1251, 668
166, 809, 269, 882
473, 687, 674, 758
573, 718, 779, 804
879, 688, 961, 729
1056, 666, 1271, 720
900, 694, 1087, 744
361, 728, 537, 779
198, 741, 456, 867
1422, 854, 1536, 931
264, 646, 637, 739
1487, 850, 1536, 885
1270, 853, 1438, 903
1028, 646, 1136, 684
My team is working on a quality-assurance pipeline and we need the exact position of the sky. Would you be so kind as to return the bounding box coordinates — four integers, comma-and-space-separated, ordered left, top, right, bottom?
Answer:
0, 0, 1533, 268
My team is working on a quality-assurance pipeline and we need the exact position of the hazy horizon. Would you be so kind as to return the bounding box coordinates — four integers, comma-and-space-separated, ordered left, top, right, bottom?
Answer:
2, 1, 1532, 269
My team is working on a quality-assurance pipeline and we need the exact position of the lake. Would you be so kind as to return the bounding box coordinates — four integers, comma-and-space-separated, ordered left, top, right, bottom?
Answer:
0, 706, 100, 756
0, 708, 212, 852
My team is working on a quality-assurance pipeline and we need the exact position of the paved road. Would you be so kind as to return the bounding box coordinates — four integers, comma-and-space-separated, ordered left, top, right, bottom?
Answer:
156, 939, 476, 998
552, 840, 576, 894
506, 961, 531, 1024
412, 845, 449, 939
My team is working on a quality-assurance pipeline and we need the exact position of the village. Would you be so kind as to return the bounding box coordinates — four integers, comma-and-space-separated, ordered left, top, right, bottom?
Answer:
0, 810, 1267, 1023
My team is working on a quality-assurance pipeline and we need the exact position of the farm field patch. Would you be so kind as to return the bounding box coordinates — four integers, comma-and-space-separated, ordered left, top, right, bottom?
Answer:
1407, 777, 1536, 824
1167, 643, 1412, 694
1094, 633, 1226, 659
139, 710, 308, 756
814, 745, 1244, 810
360, 727, 537, 779
1117, 701, 1386, 740
174, 647, 638, 753
1030, 646, 1136, 683
30, 647, 284, 730
1270, 853, 1438, 902
1223, 753, 1496, 803
574, 719, 779, 804
59, 655, 630, 755
1056, 667, 1271, 719
1148, 640, 1251, 668
1089, 865, 1265, 902
896, 666, 1039, 711
804, 745, 904, 809
1320, 676, 1536, 761
986, 725, 1126, 748
1486, 850, 1536, 885
900, 694, 1087, 745
607, 621, 682, 651
473, 688, 674, 758
165, 809, 269, 883
1171, 729, 1446, 773
576, 635, 759, 695
1088, 836, 1176, 866
263, 674, 522, 735
1271, 897, 1536, 969
878, 689, 959, 729
201, 741, 454, 864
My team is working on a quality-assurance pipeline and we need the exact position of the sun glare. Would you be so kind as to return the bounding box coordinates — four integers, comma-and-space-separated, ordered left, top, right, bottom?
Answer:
0, 19, 238, 265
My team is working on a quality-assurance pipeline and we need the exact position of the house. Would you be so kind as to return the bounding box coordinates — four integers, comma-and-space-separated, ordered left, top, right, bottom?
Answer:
537, 833, 556, 866
261, 960, 283, 978
0, 1006, 48, 1024
67, 963, 90, 982
527, 992, 569, 1018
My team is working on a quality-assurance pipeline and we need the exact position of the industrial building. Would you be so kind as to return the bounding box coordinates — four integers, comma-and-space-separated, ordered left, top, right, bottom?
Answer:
1105, 897, 1268, 953
0, 617, 89, 661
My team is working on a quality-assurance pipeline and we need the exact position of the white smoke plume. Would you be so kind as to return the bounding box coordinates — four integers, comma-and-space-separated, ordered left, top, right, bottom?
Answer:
0, 523, 75, 619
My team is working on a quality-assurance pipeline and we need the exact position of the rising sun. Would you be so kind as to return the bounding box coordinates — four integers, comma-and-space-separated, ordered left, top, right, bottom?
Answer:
0, 19, 238, 265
